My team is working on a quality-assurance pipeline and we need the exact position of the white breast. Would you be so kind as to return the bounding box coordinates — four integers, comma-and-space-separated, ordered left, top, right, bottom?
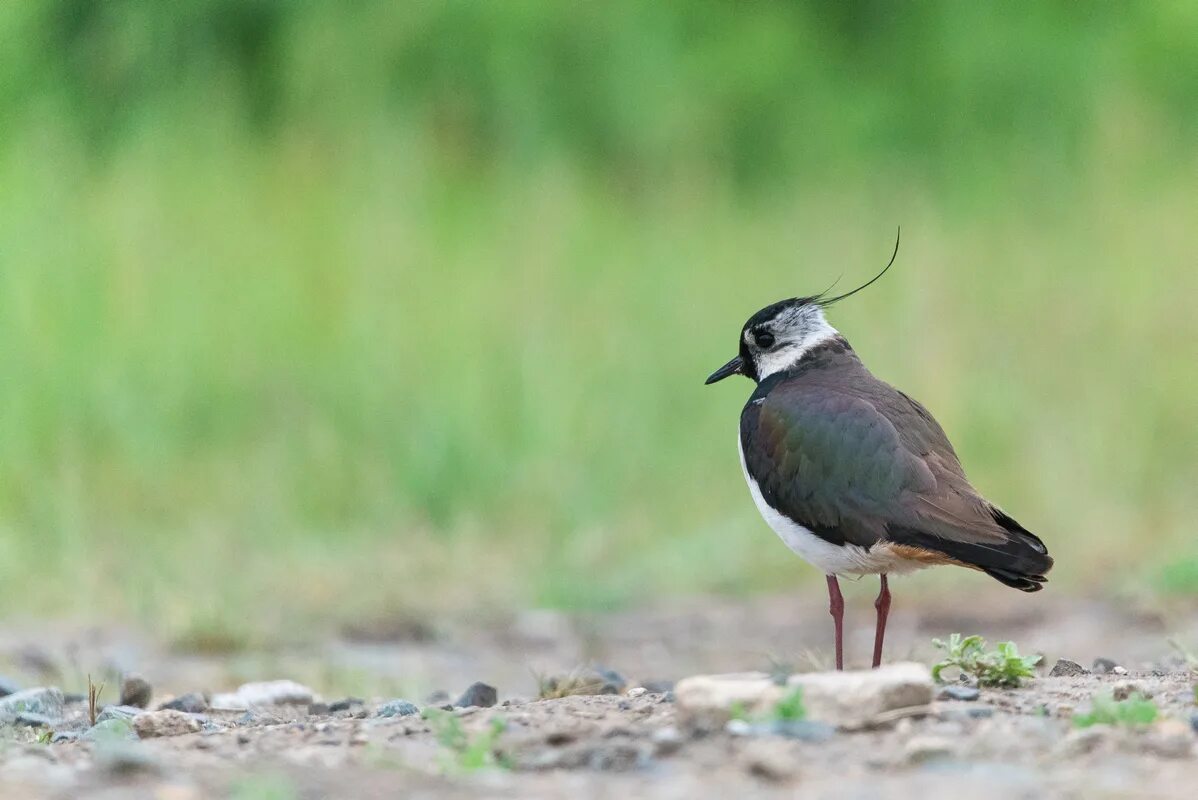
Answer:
737, 433, 926, 577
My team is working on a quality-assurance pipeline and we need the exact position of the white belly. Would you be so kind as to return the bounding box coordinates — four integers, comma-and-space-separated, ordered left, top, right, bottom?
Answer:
737, 434, 926, 577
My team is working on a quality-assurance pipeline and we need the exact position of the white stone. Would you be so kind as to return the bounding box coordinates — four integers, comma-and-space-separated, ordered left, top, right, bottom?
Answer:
211, 680, 315, 710
675, 662, 933, 731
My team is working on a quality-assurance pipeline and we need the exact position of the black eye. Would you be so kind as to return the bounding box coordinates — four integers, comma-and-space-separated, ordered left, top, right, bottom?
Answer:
754, 330, 775, 349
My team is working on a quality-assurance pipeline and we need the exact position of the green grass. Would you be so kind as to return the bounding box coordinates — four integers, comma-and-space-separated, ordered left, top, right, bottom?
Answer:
0, 3, 1196, 635
1073, 693, 1159, 728
931, 634, 1041, 688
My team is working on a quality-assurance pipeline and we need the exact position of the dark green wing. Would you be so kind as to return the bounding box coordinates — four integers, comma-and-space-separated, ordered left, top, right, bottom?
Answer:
740, 374, 1052, 588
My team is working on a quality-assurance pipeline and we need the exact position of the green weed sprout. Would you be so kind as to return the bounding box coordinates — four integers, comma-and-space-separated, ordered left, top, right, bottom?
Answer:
422, 708, 510, 772
1073, 692, 1158, 728
931, 634, 1040, 688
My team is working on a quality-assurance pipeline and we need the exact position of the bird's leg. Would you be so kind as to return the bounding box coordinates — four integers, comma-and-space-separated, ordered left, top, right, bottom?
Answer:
826, 575, 844, 671
872, 573, 891, 669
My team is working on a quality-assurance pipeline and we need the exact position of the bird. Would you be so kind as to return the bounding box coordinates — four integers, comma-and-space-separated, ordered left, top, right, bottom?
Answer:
704, 232, 1052, 670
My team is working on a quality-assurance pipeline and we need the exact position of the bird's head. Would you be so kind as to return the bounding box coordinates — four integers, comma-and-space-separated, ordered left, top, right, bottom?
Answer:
705, 230, 900, 385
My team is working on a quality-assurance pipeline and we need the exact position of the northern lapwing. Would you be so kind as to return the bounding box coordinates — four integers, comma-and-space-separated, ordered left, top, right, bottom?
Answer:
705, 233, 1052, 669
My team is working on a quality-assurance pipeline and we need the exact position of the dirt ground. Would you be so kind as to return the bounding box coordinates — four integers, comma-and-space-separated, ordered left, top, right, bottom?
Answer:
2, 586, 1197, 799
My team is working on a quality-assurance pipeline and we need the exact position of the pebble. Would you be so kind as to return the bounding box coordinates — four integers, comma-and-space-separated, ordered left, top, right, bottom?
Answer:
97, 704, 144, 724
741, 740, 798, 782
0, 676, 19, 697
133, 709, 202, 738
1113, 666, 1128, 675
50, 731, 79, 744
328, 698, 363, 713
212, 680, 315, 709
377, 699, 420, 718
904, 735, 958, 764
0, 687, 65, 724
455, 682, 498, 708
650, 726, 684, 755
1049, 659, 1088, 677
158, 692, 209, 714
1092, 658, 1119, 675
938, 685, 980, 701
626, 687, 648, 699
119, 674, 152, 708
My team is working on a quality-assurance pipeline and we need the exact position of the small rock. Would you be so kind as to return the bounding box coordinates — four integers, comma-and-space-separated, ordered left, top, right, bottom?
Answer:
377, 699, 420, 718
651, 726, 684, 755
1191, 713, 1198, 734
1112, 681, 1152, 701
85, 718, 138, 743
741, 740, 797, 782
119, 674, 152, 709
328, 698, 363, 713
1113, 665, 1128, 675
938, 685, 980, 702
1142, 720, 1195, 759
158, 692, 209, 714
904, 735, 958, 764
133, 709, 202, 738
1092, 658, 1119, 675
1049, 659, 1088, 677
0, 676, 19, 697
51, 731, 79, 744
212, 680, 315, 709
455, 682, 498, 708
676, 663, 933, 732
725, 719, 753, 736
97, 705, 143, 724
308, 702, 331, 716
627, 687, 648, 699
642, 680, 675, 694
0, 687, 65, 724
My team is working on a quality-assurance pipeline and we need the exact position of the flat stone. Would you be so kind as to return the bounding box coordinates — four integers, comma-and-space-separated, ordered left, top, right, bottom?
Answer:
454, 682, 498, 708
1049, 659, 1088, 677
158, 692, 209, 714
84, 718, 138, 742
119, 674, 152, 708
97, 705, 143, 724
1092, 658, 1119, 675
212, 680, 315, 710
0, 687, 65, 724
328, 698, 363, 713
938, 685, 980, 701
377, 699, 420, 718
676, 662, 933, 731
133, 709, 202, 738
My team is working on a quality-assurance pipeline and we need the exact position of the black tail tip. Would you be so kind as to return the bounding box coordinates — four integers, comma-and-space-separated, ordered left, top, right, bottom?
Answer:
984, 567, 1049, 593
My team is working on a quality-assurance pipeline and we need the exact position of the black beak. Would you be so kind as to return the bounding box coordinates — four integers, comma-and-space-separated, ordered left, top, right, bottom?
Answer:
705, 355, 744, 385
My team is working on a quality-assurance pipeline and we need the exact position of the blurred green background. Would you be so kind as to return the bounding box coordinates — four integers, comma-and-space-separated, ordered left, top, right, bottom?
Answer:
1, 1, 1195, 641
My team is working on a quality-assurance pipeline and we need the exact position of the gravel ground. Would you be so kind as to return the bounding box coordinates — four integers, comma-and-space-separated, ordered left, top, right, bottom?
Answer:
2, 588, 1196, 799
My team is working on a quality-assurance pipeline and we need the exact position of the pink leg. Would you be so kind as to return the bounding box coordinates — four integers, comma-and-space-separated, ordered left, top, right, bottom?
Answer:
872, 574, 891, 669
826, 575, 844, 671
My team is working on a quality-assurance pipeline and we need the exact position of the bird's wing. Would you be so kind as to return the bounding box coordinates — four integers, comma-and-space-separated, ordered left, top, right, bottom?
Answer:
741, 378, 1051, 585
